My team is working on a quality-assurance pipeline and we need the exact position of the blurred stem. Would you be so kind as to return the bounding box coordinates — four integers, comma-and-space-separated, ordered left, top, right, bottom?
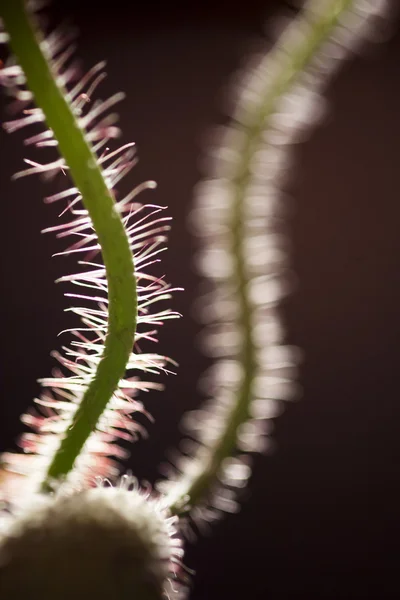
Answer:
166, 0, 353, 516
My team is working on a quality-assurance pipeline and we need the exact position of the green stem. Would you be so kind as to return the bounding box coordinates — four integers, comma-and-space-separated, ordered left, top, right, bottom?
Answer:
1, 1, 137, 489
167, 0, 354, 515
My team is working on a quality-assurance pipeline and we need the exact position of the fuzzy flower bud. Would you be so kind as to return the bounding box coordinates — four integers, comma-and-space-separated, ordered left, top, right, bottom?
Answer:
0, 482, 183, 600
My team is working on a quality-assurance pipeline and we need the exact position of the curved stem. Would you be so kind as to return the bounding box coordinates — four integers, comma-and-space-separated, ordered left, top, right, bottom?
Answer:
1, 1, 137, 488
167, 0, 353, 515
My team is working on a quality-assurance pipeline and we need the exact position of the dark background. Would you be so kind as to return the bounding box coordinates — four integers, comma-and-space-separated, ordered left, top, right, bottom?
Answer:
1, 1, 399, 598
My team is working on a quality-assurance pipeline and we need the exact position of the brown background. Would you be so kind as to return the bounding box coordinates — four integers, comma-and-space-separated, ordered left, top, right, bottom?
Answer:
0, 1, 399, 598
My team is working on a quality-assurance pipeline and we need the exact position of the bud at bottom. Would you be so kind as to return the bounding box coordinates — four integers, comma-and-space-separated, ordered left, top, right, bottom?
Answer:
0, 485, 183, 600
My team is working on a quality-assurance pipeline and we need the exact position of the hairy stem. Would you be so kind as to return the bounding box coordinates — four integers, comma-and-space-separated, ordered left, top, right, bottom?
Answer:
1, 1, 137, 488
167, 0, 354, 515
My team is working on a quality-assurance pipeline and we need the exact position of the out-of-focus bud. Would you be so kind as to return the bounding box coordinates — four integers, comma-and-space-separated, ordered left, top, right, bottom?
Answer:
0, 483, 183, 600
